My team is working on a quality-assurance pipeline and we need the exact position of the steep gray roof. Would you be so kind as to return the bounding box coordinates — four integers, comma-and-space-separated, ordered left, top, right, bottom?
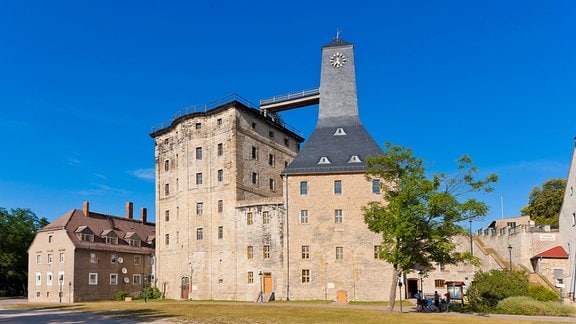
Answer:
283, 123, 382, 175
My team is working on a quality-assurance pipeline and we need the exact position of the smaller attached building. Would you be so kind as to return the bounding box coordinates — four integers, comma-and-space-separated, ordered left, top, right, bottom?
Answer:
28, 202, 155, 303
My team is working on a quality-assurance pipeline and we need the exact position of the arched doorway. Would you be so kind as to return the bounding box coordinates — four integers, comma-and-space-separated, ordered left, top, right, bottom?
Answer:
180, 277, 190, 300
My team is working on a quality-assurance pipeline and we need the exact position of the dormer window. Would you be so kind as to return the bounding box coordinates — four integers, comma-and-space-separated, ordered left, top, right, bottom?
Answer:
125, 232, 142, 247
334, 128, 347, 136
348, 155, 362, 163
75, 226, 94, 242
318, 157, 331, 164
101, 229, 118, 245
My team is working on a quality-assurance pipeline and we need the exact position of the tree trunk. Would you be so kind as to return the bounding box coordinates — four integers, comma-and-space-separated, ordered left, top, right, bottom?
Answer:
388, 269, 401, 311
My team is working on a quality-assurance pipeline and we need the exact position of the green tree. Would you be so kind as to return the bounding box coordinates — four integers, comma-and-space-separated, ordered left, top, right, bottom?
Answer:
521, 178, 566, 225
0, 208, 48, 296
363, 143, 497, 310
467, 269, 529, 311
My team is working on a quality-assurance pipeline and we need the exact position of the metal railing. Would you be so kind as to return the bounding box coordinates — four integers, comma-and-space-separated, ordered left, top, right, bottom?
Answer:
260, 88, 320, 106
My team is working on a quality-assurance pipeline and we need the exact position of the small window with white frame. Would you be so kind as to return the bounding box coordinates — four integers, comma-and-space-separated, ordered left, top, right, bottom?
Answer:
133, 274, 142, 285
89, 273, 98, 285
110, 273, 118, 285
35, 272, 41, 285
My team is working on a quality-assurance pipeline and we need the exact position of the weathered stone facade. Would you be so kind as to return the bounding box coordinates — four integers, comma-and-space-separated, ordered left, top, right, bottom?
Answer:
151, 98, 303, 300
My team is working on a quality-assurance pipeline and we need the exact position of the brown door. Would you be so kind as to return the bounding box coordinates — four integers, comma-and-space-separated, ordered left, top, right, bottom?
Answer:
263, 273, 272, 293
336, 290, 348, 303
181, 277, 190, 300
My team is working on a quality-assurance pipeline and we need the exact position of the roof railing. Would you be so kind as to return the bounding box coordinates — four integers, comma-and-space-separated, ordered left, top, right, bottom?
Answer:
260, 88, 320, 106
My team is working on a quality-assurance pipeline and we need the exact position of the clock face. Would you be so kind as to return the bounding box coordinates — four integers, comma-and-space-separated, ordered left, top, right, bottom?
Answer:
330, 52, 346, 68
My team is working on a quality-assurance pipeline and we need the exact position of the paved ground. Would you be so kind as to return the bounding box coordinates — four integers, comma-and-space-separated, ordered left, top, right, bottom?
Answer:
2, 297, 576, 323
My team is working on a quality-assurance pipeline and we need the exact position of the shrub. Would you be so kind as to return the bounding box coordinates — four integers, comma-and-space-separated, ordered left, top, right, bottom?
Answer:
467, 269, 529, 312
145, 284, 162, 299
528, 284, 559, 302
496, 296, 575, 317
115, 290, 129, 301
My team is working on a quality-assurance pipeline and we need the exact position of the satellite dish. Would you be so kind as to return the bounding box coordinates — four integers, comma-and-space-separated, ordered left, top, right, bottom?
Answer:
123, 277, 129, 283
118, 257, 124, 264
122, 267, 127, 274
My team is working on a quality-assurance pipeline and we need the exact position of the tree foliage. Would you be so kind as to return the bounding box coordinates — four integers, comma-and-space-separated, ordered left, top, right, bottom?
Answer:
520, 178, 566, 225
362, 143, 497, 309
0, 207, 48, 296
467, 269, 529, 311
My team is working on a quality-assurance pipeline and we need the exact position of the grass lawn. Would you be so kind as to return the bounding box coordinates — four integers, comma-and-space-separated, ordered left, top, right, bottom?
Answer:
6, 299, 570, 323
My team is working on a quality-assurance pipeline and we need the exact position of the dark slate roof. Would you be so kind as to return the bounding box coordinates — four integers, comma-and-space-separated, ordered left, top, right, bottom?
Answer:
324, 37, 352, 48
40, 208, 156, 254
283, 123, 382, 175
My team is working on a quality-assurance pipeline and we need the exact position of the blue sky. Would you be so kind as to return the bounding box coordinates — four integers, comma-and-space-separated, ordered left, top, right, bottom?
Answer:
1, 1, 575, 229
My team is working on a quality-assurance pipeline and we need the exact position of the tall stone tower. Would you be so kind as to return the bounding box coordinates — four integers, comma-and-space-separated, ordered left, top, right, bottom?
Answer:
282, 37, 391, 302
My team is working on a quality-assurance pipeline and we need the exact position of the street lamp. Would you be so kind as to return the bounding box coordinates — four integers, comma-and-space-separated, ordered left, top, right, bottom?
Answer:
418, 270, 424, 296
258, 271, 263, 302
508, 244, 513, 271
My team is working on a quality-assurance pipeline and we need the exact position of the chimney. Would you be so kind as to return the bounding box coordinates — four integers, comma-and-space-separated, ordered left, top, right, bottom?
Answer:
83, 201, 90, 217
141, 207, 147, 224
126, 202, 134, 219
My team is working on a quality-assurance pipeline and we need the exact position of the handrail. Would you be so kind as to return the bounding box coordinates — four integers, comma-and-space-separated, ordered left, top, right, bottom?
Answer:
260, 88, 320, 106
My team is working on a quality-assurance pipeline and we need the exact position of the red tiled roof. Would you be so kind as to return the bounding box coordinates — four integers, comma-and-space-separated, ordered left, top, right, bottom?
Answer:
533, 246, 568, 259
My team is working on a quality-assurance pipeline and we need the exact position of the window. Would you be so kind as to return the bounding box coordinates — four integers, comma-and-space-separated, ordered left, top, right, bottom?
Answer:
110, 273, 118, 285
262, 211, 270, 224
47, 272, 53, 285
247, 212, 253, 225
302, 246, 310, 259
300, 181, 308, 195
89, 273, 98, 285
48, 235, 53, 243
374, 245, 382, 259
111, 254, 118, 264
35, 272, 41, 285
251, 122, 256, 129
372, 179, 381, 194
335, 209, 343, 224
269, 130, 275, 138
59, 252, 65, 263
36, 254, 41, 264
129, 239, 141, 247
165, 210, 170, 222
435, 279, 446, 288
217, 169, 223, 182
217, 143, 223, 156
90, 253, 97, 263
336, 247, 344, 260
218, 226, 223, 239
197, 228, 204, 240
217, 118, 222, 126
302, 269, 310, 283
269, 178, 275, 191
165, 234, 170, 245
263, 245, 270, 259
252, 172, 258, 185
334, 180, 342, 194
284, 138, 289, 147
195, 122, 202, 130
196, 147, 203, 159
58, 272, 64, 286
106, 235, 118, 245
248, 271, 254, 284
134, 256, 141, 265
247, 246, 254, 259
300, 210, 309, 224
218, 200, 223, 213
251, 146, 258, 160
165, 183, 169, 196
268, 154, 275, 166
196, 202, 204, 215
196, 173, 203, 185
133, 274, 142, 285
164, 159, 169, 171
78, 232, 94, 242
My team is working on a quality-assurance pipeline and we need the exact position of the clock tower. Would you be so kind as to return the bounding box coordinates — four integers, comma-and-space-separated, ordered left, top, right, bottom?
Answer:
318, 37, 360, 127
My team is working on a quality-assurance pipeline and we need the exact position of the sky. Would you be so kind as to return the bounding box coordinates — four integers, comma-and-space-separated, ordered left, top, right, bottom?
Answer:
1, 1, 575, 230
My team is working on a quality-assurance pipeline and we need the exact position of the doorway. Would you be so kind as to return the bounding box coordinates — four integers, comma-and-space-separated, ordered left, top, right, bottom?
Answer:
263, 272, 272, 293
180, 277, 190, 300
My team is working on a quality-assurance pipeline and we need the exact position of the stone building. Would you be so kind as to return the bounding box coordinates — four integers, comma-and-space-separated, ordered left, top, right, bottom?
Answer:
559, 139, 576, 301
27, 202, 155, 303
150, 97, 304, 300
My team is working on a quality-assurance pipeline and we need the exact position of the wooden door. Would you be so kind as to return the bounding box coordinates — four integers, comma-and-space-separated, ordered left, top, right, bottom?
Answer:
263, 272, 272, 293
180, 277, 190, 300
